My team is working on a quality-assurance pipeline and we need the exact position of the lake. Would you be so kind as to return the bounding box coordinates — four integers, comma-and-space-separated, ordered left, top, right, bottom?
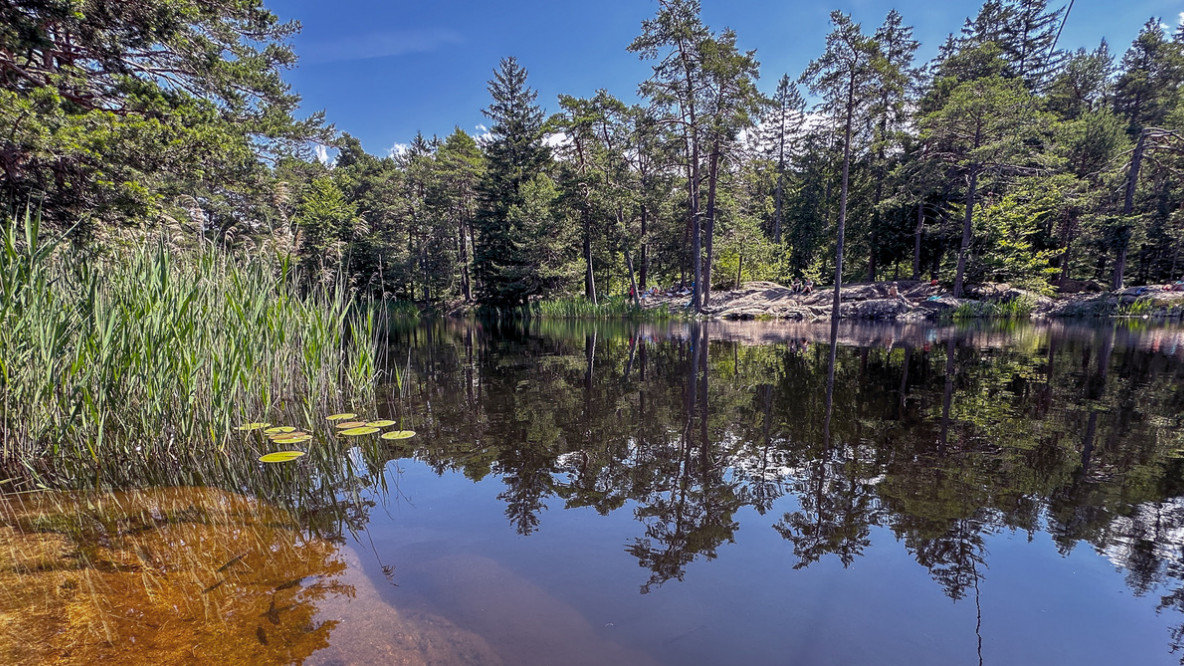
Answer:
4, 319, 1184, 665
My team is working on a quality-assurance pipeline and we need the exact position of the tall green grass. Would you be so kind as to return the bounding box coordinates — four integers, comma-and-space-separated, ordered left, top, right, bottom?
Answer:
0, 212, 381, 487
949, 294, 1037, 320
483, 296, 684, 321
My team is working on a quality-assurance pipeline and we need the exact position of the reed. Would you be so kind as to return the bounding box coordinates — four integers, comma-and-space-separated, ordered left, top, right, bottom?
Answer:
0, 212, 381, 488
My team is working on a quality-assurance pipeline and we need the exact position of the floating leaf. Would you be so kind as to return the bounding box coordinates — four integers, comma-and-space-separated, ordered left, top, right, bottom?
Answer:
334, 421, 366, 429
340, 426, 380, 436
272, 434, 312, 444
259, 451, 305, 463
366, 420, 396, 428
235, 423, 271, 431
264, 426, 296, 435
326, 413, 357, 421
381, 430, 416, 440
269, 430, 306, 440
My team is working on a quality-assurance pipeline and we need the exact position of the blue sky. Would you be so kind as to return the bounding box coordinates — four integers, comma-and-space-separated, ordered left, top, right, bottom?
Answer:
279, 0, 1184, 157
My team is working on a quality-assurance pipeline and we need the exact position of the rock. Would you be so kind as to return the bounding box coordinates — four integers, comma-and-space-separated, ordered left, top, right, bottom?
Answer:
839, 298, 913, 320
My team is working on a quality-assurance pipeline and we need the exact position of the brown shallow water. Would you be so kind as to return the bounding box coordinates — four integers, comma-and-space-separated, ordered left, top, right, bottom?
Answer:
6, 319, 1184, 664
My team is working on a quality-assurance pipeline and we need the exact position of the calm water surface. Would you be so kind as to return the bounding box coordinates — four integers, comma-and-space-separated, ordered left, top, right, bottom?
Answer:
5, 319, 1184, 665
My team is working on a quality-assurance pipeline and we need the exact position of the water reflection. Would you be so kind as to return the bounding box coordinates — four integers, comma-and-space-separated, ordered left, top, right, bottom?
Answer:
382, 319, 1184, 662
7, 319, 1184, 663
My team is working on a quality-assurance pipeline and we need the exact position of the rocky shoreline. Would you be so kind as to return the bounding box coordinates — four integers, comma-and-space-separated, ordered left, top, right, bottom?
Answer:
638, 280, 1184, 321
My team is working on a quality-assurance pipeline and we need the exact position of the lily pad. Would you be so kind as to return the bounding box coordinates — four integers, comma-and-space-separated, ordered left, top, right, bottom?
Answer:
259, 451, 305, 463
326, 413, 357, 421
272, 434, 312, 444
366, 420, 396, 427
334, 421, 366, 429
380, 430, 416, 440
264, 426, 296, 435
269, 430, 306, 440
339, 426, 380, 436
235, 422, 271, 431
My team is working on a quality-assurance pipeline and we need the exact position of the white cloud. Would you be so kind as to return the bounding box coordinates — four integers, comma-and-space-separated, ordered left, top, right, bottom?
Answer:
314, 144, 336, 166
1178, 11, 1184, 26
542, 132, 570, 149
388, 142, 410, 158
473, 124, 493, 147
301, 29, 462, 65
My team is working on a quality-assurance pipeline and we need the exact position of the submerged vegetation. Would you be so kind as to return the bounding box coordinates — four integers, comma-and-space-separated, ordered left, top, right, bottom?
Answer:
0, 213, 382, 487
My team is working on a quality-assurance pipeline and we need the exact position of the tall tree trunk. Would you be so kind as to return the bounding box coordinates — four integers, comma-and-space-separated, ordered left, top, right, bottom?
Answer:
912, 201, 924, 280
640, 202, 649, 290
458, 215, 473, 301
869, 137, 886, 283
703, 141, 721, 305
584, 209, 597, 304
675, 41, 703, 313
953, 163, 979, 299
774, 132, 786, 244
833, 74, 856, 320
1113, 129, 1148, 291
626, 252, 640, 307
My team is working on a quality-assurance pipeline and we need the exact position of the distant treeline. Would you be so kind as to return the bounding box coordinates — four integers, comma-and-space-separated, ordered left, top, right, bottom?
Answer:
2, 1, 1183, 310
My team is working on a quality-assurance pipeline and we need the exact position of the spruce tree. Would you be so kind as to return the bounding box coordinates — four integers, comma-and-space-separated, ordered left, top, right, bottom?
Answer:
473, 57, 552, 305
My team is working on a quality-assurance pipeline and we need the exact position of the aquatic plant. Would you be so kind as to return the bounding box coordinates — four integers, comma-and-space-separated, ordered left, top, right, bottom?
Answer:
0, 211, 382, 487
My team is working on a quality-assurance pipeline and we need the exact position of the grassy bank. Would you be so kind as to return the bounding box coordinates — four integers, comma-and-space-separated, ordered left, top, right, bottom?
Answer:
0, 213, 383, 488
480, 295, 685, 320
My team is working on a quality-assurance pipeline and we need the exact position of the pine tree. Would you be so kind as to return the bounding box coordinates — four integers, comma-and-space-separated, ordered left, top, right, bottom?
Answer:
920, 55, 1048, 297
699, 29, 764, 303
866, 10, 919, 281
761, 74, 806, 245
804, 11, 878, 317
1113, 19, 1184, 134
473, 57, 552, 305
630, 0, 712, 311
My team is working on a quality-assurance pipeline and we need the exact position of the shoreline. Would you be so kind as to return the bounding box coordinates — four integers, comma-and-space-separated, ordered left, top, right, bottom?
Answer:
629, 280, 1184, 322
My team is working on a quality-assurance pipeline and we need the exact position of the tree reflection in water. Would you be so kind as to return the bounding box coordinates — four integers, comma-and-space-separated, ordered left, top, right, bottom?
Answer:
382, 319, 1184, 659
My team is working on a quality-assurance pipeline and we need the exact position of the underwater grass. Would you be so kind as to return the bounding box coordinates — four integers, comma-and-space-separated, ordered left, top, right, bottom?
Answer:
0, 211, 383, 488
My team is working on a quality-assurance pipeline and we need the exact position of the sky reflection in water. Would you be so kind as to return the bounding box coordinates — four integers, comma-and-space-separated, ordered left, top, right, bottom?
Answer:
6, 319, 1184, 665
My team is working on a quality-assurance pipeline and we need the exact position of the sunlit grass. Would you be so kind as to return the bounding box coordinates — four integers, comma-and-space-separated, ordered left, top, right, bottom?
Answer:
0, 211, 382, 488
483, 295, 684, 320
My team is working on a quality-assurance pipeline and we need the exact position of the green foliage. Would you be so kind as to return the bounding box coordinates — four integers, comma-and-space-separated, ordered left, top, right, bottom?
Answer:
0, 0, 328, 227
967, 181, 1064, 294
473, 58, 554, 305
949, 293, 1036, 319
0, 212, 379, 483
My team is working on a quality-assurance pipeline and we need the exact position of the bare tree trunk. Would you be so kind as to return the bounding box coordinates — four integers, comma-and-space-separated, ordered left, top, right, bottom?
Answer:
458, 216, 473, 301
953, 161, 979, 299
703, 141, 721, 305
774, 153, 785, 244
1113, 129, 1148, 291
912, 201, 924, 280
640, 203, 649, 290
584, 210, 597, 304
626, 252, 640, 307
832, 75, 856, 320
